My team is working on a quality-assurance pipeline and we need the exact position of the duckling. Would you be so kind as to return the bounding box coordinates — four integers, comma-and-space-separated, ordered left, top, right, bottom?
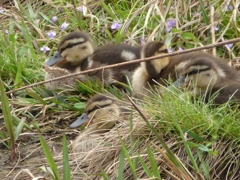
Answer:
44, 31, 94, 90
132, 41, 175, 97
173, 57, 240, 104
44, 31, 142, 90
132, 44, 240, 98
69, 93, 131, 131
70, 93, 132, 153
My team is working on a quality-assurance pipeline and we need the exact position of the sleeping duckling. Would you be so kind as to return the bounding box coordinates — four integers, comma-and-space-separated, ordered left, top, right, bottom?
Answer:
69, 93, 131, 131
70, 93, 131, 153
44, 31, 142, 90
174, 57, 240, 104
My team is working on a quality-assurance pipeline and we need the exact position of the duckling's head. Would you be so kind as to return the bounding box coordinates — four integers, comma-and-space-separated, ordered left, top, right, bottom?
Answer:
141, 41, 168, 58
69, 94, 122, 131
140, 41, 169, 78
45, 31, 94, 67
174, 58, 223, 91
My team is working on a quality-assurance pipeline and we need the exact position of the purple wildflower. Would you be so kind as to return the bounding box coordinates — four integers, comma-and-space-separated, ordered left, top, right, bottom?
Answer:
222, 4, 234, 12
168, 47, 174, 53
140, 35, 145, 45
111, 20, 122, 30
61, 22, 69, 31
210, 26, 219, 32
178, 47, 184, 51
76, 6, 83, 12
51, 16, 57, 23
0, 6, 5, 13
47, 31, 56, 39
225, 43, 233, 49
166, 19, 176, 32
40, 46, 50, 53
4, 30, 8, 34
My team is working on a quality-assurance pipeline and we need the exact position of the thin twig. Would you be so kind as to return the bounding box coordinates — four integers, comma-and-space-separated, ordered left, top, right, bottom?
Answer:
210, 6, 216, 56
6, 38, 240, 95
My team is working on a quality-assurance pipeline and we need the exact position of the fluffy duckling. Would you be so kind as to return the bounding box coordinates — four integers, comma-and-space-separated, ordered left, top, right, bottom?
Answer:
70, 93, 133, 153
44, 31, 142, 90
44, 31, 94, 90
132, 41, 173, 97
132, 43, 240, 98
174, 57, 240, 104
69, 93, 131, 132
70, 93, 137, 164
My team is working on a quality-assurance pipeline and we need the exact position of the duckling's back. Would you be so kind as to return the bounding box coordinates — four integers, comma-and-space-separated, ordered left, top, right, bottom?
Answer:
87, 44, 142, 85
92, 44, 142, 69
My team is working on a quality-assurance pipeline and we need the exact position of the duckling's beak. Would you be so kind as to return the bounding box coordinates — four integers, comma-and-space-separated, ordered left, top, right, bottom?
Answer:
69, 113, 90, 128
45, 51, 64, 66
168, 75, 186, 89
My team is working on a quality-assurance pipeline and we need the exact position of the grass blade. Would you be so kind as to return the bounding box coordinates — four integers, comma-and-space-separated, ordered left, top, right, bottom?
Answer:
138, 155, 153, 177
117, 149, 125, 180
14, 117, 25, 141
39, 134, 61, 180
0, 78, 16, 161
119, 139, 137, 179
63, 134, 71, 180
199, 0, 209, 25
101, 169, 110, 180
147, 146, 161, 179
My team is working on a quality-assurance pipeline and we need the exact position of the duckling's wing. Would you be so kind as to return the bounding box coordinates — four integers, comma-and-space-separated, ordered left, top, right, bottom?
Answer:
69, 113, 89, 128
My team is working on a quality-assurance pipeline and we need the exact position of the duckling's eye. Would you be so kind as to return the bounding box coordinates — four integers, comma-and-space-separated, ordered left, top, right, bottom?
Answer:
188, 69, 199, 76
81, 46, 87, 49
67, 43, 75, 49
191, 69, 198, 74
158, 49, 168, 53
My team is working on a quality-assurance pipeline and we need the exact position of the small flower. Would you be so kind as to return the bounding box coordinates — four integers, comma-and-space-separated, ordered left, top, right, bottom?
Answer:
76, 6, 84, 12
4, 30, 8, 34
47, 31, 56, 39
40, 46, 50, 53
61, 22, 69, 31
178, 47, 184, 51
140, 35, 145, 45
111, 20, 122, 30
0, 6, 5, 13
168, 47, 174, 53
222, 4, 234, 12
51, 16, 57, 23
225, 43, 233, 49
166, 19, 176, 32
210, 26, 219, 32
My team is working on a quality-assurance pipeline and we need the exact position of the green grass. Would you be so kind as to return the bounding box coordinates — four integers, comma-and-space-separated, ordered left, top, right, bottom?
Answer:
0, 0, 239, 179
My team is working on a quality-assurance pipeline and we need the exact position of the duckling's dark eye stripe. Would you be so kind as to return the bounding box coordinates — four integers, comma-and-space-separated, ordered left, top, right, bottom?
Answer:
86, 103, 112, 114
158, 49, 168, 53
185, 67, 211, 76
60, 41, 86, 53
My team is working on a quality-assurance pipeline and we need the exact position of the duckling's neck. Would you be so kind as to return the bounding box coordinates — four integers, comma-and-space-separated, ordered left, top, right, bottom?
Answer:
57, 58, 89, 72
